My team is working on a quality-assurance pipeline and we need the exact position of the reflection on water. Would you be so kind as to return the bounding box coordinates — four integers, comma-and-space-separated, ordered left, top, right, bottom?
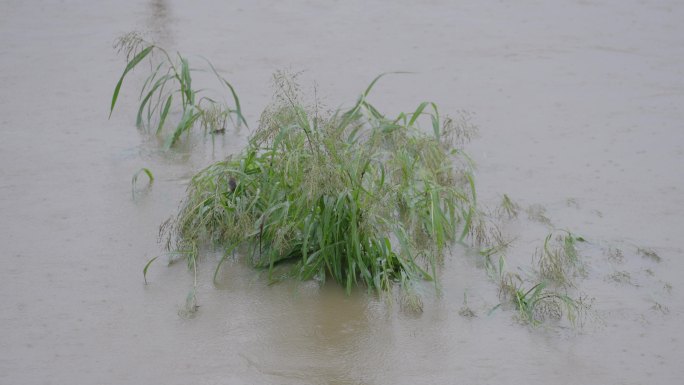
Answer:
147, 0, 172, 45
215, 260, 382, 384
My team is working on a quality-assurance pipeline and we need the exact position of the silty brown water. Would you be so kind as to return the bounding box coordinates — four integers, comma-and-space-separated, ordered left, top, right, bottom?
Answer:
1, 1, 682, 384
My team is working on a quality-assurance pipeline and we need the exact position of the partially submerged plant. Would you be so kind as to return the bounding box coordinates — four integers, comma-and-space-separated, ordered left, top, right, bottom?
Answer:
498, 194, 520, 219
501, 280, 585, 326
162, 74, 478, 309
458, 291, 476, 318
131, 167, 154, 198
103, 35, 607, 325
109, 33, 246, 148
535, 231, 585, 287
483, 230, 590, 326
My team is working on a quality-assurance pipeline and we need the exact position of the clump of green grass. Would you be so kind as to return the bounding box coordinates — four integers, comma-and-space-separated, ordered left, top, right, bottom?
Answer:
162, 73, 478, 309
109, 32, 246, 148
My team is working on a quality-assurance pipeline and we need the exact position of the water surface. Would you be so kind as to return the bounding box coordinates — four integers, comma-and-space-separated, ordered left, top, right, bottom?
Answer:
1, 1, 682, 384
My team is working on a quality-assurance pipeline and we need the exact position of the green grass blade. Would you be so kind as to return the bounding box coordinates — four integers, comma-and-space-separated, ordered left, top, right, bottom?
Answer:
110, 45, 154, 118
132, 167, 154, 197
213, 244, 237, 284
430, 102, 440, 140
165, 108, 199, 149
157, 94, 173, 134
408, 101, 429, 126
143, 256, 159, 284
201, 58, 249, 129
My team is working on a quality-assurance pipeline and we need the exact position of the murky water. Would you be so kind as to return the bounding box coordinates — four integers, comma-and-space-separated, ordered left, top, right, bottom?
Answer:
1, 1, 683, 384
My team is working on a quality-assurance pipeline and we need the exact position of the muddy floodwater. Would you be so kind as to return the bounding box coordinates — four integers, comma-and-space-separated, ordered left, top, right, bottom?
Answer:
1, 1, 683, 384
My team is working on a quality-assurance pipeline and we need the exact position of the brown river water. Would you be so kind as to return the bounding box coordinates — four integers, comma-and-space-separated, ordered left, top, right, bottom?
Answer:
1, 0, 683, 384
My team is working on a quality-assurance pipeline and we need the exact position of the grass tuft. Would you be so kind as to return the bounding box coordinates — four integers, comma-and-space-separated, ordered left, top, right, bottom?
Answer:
110, 34, 246, 148
161, 74, 478, 309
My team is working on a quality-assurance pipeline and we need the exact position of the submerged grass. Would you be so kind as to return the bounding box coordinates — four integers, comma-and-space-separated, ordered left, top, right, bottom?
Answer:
110, 32, 246, 148
473, 197, 592, 326
535, 231, 586, 287
162, 73, 478, 309
488, 254, 591, 327
132, 167, 154, 198
498, 194, 519, 219
106, 37, 601, 323
500, 279, 586, 326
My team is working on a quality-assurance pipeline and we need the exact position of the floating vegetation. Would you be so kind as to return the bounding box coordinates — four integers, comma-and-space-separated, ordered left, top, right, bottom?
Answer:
604, 247, 625, 264
606, 271, 637, 286
498, 194, 520, 219
650, 301, 669, 315
526, 204, 552, 226
491, 266, 591, 327
469, 214, 495, 248
109, 32, 246, 148
565, 197, 580, 209
162, 73, 478, 310
637, 247, 661, 263
535, 231, 586, 287
458, 291, 476, 318
505, 281, 587, 326
479, 223, 591, 326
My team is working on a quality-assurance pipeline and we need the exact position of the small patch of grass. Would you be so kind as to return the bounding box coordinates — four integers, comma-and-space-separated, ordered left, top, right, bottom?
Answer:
483, 231, 591, 327
109, 32, 246, 148
495, 274, 589, 327
535, 231, 585, 287
498, 194, 520, 219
